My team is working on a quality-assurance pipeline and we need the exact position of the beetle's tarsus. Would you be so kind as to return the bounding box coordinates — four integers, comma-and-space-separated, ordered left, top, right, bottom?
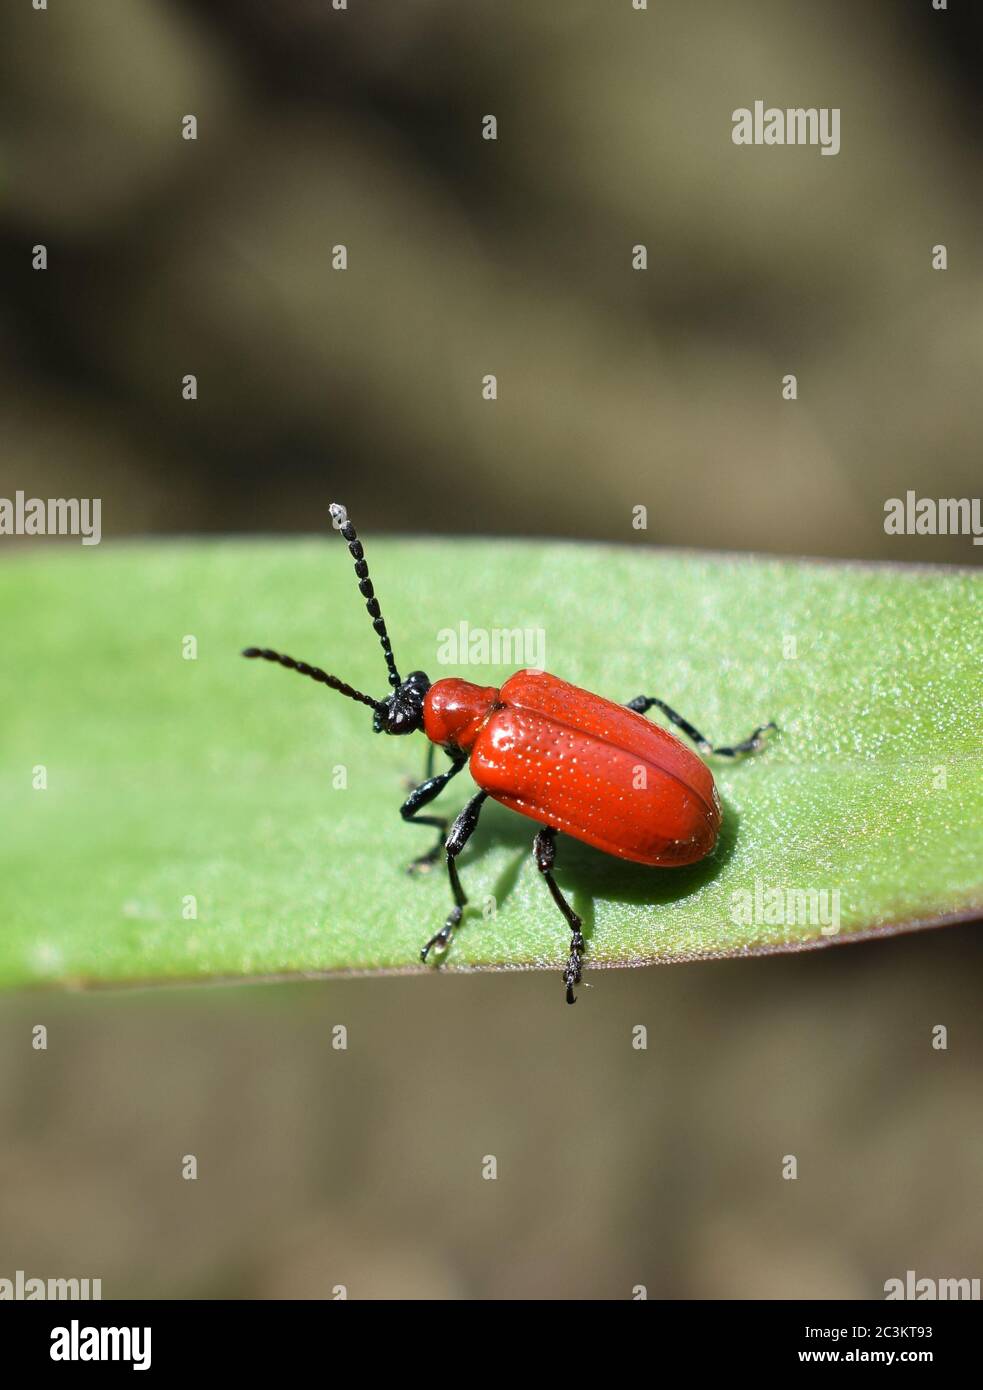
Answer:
564, 957, 582, 1004
421, 906, 462, 963
564, 929, 585, 1004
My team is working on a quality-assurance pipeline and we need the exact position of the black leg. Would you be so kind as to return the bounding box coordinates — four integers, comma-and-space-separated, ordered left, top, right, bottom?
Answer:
533, 826, 585, 1005
401, 740, 438, 797
400, 753, 466, 872
626, 695, 776, 758
421, 790, 488, 964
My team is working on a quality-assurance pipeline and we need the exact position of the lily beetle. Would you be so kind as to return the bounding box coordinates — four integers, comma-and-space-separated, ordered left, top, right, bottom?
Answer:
243, 504, 776, 1003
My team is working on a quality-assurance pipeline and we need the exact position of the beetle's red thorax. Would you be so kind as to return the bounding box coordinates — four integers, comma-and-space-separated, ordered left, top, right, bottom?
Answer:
424, 678, 500, 753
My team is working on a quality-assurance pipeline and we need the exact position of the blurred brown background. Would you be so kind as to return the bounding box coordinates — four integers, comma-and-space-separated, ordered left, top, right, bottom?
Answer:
1, 0, 981, 559
1, 930, 982, 1300
1, 0, 981, 1299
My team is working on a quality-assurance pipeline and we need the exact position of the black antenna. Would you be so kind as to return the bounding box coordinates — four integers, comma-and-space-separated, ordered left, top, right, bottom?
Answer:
241, 648, 384, 714
330, 502, 401, 690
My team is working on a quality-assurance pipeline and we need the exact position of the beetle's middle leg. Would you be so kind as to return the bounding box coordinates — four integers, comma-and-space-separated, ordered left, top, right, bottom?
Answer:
400, 753, 466, 872
533, 826, 585, 1005
626, 696, 776, 758
421, 790, 488, 964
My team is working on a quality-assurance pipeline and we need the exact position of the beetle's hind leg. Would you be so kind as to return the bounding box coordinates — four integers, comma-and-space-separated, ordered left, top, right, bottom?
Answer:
533, 827, 585, 1004
421, 790, 488, 964
400, 752, 466, 872
626, 696, 777, 758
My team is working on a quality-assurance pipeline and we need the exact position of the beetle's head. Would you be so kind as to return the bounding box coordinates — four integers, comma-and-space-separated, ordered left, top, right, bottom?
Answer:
373, 670, 431, 736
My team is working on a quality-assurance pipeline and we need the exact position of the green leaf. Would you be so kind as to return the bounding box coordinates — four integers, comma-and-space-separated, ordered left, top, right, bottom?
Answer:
1, 540, 980, 990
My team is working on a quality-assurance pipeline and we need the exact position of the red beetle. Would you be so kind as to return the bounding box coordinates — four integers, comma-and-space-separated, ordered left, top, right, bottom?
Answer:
244, 504, 776, 1002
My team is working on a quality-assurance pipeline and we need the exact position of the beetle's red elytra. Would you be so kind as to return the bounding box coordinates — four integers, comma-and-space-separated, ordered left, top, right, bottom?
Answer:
243, 504, 777, 1003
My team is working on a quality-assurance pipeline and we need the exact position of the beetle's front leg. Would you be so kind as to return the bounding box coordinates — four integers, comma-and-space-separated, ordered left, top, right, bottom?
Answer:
421, 790, 488, 964
400, 752, 466, 872
401, 740, 438, 794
